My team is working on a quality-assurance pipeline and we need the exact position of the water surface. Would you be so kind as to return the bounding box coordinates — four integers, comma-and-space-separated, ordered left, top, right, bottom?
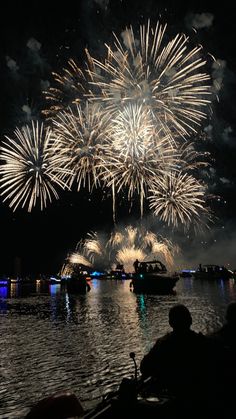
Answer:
0, 277, 235, 418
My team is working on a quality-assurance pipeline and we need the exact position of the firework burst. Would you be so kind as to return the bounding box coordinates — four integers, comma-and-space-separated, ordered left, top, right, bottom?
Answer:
1, 20, 214, 232
107, 225, 178, 271
69, 252, 93, 267
60, 249, 93, 278
42, 59, 90, 119
0, 121, 66, 211
98, 103, 177, 216
52, 102, 111, 191
61, 225, 178, 274
177, 141, 211, 171
84, 231, 104, 263
148, 172, 209, 229
64, 238, 95, 273
64, 232, 106, 272
87, 20, 212, 139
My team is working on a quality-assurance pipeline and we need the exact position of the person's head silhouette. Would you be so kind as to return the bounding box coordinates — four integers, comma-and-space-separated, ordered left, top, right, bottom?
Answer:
169, 304, 192, 332
225, 301, 236, 326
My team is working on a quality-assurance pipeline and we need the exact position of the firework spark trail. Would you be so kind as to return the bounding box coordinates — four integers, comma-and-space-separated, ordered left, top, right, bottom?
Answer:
52, 102, 111, 192
148, 172, 209, 228
59, 250, 93, 278
87, 20, 212, 139
62, 225, 177, 274
67, 238, 96, 268
143, 230, 178, 267
0, 121, 66, 211
60, 262, 74, 278
65, 232, 106, 271
107, 225, 177, 271
115, 242, 175, 272
177, 141, 211, 171
107, 231, 123, 247
116, 247, 146, 272
151, 241, 176, 269
98, 103, 178, 216
69, 252, 93, 267
43, 59, 90, 119
84, 231, 103, 262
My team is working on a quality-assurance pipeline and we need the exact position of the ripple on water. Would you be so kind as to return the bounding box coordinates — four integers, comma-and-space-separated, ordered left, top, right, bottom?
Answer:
0, 278, 236, 416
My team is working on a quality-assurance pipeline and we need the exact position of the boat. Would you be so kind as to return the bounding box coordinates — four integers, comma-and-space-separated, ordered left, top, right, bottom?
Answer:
66, 272, 91, 294
180, 269, 196, 278
48, 275, 62, 284
0, 276, 22, 285
90, 270, 108, 279
193, 264, 234, 280
106, 264, 129, 280
24, 343, 236, 418
130, 260, 179, 294
24, 378, 172, 419
25, 351, 224, 419
0, 277, 10, 286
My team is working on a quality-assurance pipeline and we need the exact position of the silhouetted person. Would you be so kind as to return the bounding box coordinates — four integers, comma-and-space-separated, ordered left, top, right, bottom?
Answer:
148, 264, 153, 273
139, 262, 147, 273
116, 263, 124, 271
206, 301, 236, 416
133, 259, 139, 273
154, 263, 160, 272
211, 301, 236, 349
140, 304, 210, 418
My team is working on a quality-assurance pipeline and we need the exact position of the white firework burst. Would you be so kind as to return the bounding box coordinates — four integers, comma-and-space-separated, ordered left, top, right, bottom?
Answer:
98, 103, 177, 216
0, 120, 66, 211
87, 20, 212, 139
148, 171, 210, 228
52, 102, 111, 191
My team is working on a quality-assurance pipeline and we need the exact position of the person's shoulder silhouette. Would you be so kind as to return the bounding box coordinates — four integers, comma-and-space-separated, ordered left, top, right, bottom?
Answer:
139, 304, 217, 419
225, 301, 236, 326
210, 301, 236, 349
140, 304, 208, 399
206, 301, 236, 415
141, 304, 200, 362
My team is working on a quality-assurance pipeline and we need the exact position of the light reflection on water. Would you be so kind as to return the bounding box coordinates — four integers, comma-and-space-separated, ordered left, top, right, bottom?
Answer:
0, 277, 236, 418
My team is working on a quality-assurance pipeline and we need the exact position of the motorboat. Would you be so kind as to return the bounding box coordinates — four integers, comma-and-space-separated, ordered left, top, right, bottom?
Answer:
66, 272, 91, 294
0, 277, 10, 286
180, 269, 196, 278
48, 275, 62, 284
106, 264, 129, 280
130, 260, 179, 294
24, 377, 171, 419
90, 270, 108, 279
193, 264, 234, 280
24, 353, 172, 419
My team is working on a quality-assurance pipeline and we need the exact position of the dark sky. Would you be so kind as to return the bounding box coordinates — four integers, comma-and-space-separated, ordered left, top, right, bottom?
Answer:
1, 0, 236, 276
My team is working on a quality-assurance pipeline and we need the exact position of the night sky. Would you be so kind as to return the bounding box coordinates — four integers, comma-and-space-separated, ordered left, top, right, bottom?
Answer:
1, 0, 236, 276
